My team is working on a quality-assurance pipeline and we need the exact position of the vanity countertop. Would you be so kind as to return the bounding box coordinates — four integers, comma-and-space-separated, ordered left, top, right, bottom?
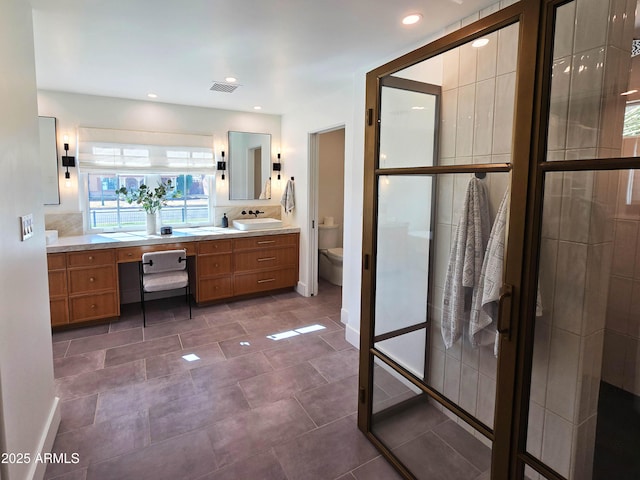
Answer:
46, 226, 301, 253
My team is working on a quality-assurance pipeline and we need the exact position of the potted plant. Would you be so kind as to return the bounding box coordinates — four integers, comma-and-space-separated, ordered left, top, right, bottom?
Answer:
117, 180, 180, 234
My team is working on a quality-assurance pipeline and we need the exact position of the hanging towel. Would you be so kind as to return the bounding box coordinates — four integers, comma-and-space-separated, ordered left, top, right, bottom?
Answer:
441, 177, 491, 349
259, 178, 271, 199
470, 187, 509, 355
281, 179, 295, 214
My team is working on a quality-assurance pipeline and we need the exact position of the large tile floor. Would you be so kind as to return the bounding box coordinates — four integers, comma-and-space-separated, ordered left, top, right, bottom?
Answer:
46, 282, 404, 480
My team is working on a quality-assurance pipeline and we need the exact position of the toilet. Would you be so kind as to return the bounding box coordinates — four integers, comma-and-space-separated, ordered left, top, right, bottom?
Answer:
318, 222, 343, 286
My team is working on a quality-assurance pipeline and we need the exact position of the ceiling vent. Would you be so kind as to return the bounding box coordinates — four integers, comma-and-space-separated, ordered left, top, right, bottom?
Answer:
209, 82, 239, 93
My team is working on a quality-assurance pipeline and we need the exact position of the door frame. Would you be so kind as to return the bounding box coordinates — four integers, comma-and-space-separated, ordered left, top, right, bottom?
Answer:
308, 124, 346, 297
358, 1, 544, 479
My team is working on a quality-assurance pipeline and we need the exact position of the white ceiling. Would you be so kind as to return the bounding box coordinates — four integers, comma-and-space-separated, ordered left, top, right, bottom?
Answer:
30, 0, 498, 115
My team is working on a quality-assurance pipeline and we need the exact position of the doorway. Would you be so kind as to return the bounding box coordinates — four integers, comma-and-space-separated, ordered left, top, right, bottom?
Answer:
359, 1, 640, 479
309, 126, 346, 297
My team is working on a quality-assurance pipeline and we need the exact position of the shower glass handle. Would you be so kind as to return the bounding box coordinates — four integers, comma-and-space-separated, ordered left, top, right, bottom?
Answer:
497, 283, 513, 337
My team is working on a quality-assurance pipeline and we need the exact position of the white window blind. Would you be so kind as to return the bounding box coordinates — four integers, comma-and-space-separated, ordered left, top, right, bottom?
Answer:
77, 127, 214, 173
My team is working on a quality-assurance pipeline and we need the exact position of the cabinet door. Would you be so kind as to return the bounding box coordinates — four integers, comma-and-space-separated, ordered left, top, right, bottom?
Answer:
50, 297, 69, 326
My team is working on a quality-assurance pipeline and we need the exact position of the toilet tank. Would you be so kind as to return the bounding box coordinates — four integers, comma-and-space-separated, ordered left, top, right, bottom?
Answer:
318, 223, 340, 249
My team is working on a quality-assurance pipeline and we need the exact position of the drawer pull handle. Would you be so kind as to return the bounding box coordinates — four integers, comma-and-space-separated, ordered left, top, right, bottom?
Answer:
127, 253, 133, 257
89, 277, 95, 282
91, 304, 96, 309
257, 278, 276, 284
257, 257, 276, 262
257, 240, 276, 245
88, 256, 94, 261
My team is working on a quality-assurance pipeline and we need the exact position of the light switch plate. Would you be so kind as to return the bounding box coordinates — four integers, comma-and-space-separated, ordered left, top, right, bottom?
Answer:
20, 214, 34, 241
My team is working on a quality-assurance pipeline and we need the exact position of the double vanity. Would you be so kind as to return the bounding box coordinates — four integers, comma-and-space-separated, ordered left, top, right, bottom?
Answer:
46, 222, 299, 328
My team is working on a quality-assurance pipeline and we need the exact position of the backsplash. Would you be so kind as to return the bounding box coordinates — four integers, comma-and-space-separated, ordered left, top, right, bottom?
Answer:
212, 205, 283, 228
45, 213, 83, 237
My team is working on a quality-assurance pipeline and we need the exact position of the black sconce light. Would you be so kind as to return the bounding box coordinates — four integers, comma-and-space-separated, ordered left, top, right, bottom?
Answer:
61, 135, 76, 187
273, 153, 282, 180
217, 151, 226, 180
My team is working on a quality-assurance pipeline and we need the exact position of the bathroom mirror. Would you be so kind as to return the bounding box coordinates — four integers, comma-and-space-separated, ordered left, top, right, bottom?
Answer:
228, 131, 272, 200
39, 116, 60, 205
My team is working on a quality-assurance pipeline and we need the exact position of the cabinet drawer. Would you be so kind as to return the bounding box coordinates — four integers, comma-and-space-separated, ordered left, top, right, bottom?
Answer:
50, 297, 69, 326
68, 265, 116, 294
117, 243, 197, 263
69, 292, 119, 323
47, 253, 66, 270
48, 269, 68, 297
234, 247, 297, 273
197, 276, 233, 302
198, 254, 232, 277
67, 249, 115, 268
233, 267, 298, 296
233, 234, 297, 251
198, 239, 232, 255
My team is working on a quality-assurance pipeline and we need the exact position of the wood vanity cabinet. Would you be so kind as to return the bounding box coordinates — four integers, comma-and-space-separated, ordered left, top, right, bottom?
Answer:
196, 239, 233, 303
47, 253, 69, 326
67, 249, 119, 323
232, 233, 299, 296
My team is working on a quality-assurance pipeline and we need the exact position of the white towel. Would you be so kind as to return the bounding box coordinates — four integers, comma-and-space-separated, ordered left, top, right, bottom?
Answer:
470, 188, 509, 355
441, 177, 491, 349
259, 178, 271, 200
281, 179, 295, 214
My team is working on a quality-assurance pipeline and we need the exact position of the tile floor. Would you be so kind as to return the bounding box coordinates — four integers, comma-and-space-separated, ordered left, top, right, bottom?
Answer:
46, 282, 404, 480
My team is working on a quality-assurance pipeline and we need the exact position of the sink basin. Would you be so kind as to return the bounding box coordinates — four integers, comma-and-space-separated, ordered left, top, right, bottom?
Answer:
232, 218, 283, 231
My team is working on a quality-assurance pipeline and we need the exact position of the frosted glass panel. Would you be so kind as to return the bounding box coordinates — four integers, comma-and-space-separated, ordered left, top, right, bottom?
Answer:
374, 175, 433, 336
379, 88, 437, 168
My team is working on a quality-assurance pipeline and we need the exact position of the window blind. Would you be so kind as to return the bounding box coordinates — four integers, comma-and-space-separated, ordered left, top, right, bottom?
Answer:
77, 127, 214, 173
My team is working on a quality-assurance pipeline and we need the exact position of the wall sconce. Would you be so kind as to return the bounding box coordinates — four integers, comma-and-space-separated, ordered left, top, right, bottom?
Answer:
217, 151, 226, 180
273, 153, 282, 180
61, 134, 75, 187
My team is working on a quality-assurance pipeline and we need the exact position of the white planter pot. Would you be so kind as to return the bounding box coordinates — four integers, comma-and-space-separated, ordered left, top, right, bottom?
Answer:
146, 213, 157, 235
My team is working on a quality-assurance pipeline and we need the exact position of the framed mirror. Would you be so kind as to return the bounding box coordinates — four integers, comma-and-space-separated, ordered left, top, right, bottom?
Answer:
39, 116, 60, 205
228, 131, 272, 200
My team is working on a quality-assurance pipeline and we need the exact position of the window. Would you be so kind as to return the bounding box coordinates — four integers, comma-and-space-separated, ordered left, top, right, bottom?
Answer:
78, 127, 215, 231
87, 173, 211, 230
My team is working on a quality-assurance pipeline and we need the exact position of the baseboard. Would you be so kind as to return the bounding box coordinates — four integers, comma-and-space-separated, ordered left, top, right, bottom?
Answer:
296, 281, 309, 297
340, 307, 349, 326
28, 396, 61, 480
345, 322, 360, 349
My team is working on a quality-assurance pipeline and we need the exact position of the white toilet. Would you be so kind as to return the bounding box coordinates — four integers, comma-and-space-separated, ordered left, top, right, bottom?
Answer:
318, 222, 343, 286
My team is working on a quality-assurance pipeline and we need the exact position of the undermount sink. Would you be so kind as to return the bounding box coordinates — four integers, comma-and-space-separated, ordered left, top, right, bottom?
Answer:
232, 218, 283, 231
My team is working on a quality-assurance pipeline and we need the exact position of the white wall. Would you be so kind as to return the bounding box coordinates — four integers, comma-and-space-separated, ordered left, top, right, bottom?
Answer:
281, 78, 364, 344
38, 90, 283, 218
0, 1, 59, 479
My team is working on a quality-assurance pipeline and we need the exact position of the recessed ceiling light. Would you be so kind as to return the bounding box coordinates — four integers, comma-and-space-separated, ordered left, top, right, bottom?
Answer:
253, 106, 262, 110
402, 14, 422, 25
225, 77, 237, 83
147, 93, 158, 98
472, 38, 490, 48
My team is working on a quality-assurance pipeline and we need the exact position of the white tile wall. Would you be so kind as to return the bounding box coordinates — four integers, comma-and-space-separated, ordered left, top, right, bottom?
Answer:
541, 411, 573, 478
474, 79, 496, 156
552, 241, 587, 335
566, 48, 606, 150
546, 328, 581, 422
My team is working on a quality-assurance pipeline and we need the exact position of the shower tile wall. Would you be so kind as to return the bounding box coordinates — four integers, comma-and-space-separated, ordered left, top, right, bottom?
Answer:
528, 0, 634, 478
429, 14, 518, 443
602, 168, 640, 397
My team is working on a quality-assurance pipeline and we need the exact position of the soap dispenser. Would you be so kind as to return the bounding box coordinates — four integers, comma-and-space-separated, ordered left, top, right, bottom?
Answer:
222, 213, 228, 228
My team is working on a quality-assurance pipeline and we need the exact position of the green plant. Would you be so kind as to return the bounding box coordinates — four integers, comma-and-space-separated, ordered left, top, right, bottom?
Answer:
117, 180, 181, 214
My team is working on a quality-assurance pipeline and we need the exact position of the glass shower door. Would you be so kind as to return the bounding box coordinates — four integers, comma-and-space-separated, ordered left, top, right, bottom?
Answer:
360, 15, 520, 478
